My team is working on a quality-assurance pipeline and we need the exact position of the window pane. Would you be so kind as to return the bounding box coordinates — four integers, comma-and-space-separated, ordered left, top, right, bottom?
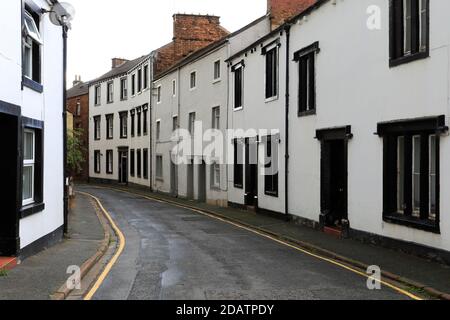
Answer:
429, 135, 436, 220
23, 165, 33, 201
24, 44, 32, 78
404, 0, 412, 54
420, 0, 428, 51
397, 136, 405, 213
412, 135, 421, 216
24, 131, 34, 160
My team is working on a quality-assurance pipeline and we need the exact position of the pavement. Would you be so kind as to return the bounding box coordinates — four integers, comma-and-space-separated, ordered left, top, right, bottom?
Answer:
0, 193, 105, 300
78, 185, 419, 300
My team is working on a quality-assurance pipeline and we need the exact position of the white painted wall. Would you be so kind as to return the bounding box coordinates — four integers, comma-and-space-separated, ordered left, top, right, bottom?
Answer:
288, 0, 450, 251
0, 0, 65, 249
89, 57, 152, 187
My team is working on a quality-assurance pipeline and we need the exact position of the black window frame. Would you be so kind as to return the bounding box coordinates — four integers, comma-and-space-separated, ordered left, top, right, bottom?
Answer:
389, 0, 430, 67
233, 138, 244, 189
94, 150, 101, 173
263, 43, 279, 100
20, 117, 45, 218
143, 148, 149, 179
105, 114, 114, 140
119, 111, 128, 139
263, 134, 279, 197
130, 149, 135, 177
106, 149, 113, 174
294, 42, 319, 117
231, 62, 244, 110
378, 115, 447, 234
93, 115, 101, 140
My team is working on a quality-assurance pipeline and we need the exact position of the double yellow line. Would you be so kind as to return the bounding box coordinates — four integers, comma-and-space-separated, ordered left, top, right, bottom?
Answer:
78, 191, 126, 301
81, 186, 423, 301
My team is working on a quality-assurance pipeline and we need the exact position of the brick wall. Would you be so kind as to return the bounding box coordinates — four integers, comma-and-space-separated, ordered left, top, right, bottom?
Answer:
268, 0, 316, 29
66, 92, 89, 181
154, 14, 229, 76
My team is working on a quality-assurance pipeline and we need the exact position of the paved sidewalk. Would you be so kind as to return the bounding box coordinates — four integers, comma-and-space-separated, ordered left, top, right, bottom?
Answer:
0, 194, 104, 300
92, 183, 450, 299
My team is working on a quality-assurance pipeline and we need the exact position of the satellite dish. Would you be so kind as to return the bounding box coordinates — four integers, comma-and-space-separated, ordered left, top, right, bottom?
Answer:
49, 2, 75, 27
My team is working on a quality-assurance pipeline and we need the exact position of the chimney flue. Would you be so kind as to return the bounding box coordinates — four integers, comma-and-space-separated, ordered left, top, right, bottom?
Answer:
73, 75, 82, 87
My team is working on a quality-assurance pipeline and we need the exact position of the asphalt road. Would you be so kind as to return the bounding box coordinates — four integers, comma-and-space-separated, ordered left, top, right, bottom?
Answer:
79, 186, 410, 300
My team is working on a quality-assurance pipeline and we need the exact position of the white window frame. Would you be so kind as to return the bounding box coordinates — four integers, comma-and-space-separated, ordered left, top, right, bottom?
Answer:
212, 106, 220, 130
23, 38, 33, 79
106, 150, 113, 174
213, 60, 221, 82
22, 129, 35, 206
157, 85, 162, 104
95, 85, 101, 106
120, 77, 128, 100
190, 71, 197, 90
107, 115, 113, 139
24, 11, 42, 44
107, 81, 114, 103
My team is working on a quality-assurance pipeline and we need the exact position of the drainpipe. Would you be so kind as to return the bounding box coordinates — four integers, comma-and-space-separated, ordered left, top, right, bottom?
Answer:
284, 24, 291, 220
149, 52, 155, 192
63, 25, 69, 234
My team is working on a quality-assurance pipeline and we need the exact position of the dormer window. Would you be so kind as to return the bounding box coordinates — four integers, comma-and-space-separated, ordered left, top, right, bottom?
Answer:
23, 10, 42, 86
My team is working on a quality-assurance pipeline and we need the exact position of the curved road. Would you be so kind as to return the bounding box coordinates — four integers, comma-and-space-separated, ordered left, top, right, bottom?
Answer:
79, 186, 410, 300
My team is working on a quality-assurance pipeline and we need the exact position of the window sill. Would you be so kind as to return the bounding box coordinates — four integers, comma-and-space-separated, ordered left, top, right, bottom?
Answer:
22, 77, 43, 93
20, 202, 45, 219
298, 109, 316, 117
107, 137, 113, 140
264, 191, 279, 198
213, 78, 221, 84
106, 172, 113, 175
383, 213, 440, 234
107, 101, 114, 104
233, 107, 244, 112
234, 183, 243, 189
389, 51, 429, 68
265, 96, 278, 103
156, 177, 164, 182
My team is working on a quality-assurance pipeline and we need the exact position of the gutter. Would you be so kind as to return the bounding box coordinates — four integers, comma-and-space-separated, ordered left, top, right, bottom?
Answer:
284, 25, 291, 220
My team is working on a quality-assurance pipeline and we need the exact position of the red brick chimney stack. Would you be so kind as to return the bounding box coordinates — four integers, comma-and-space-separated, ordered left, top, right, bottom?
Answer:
267, 0, 316, 30
111, 58, 129, 69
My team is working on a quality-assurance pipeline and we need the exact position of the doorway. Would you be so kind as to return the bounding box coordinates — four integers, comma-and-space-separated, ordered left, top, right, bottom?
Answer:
118, 149, 128, 184
198, 160, 207, 203
0, 109, 20, 256
245, 137, 258, 207
317, 126, 352, 229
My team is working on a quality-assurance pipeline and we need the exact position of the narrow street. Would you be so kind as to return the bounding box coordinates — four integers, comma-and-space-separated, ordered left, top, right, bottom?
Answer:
78, 186, 410, 300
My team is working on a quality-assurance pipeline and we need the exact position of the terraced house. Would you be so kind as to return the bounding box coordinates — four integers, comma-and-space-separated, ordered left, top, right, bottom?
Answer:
0, 0, 70, 258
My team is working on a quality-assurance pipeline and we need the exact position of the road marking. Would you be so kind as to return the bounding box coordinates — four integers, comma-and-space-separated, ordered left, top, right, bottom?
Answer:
85, 186, 424, 301
78, 191, 126, 301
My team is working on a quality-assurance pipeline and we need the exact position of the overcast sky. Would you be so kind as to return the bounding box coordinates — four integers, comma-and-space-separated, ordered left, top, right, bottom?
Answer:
67, 0, 267, 86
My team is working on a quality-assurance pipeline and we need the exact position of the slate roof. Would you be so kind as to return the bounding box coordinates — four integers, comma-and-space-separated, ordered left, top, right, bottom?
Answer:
89, 55, 150, 85
67, 81, 90, 98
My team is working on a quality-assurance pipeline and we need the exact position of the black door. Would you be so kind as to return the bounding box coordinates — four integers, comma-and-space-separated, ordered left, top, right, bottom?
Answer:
245, 137, 258, 207
118, 150, 128, 184
321, 139, 348, 227
0, 111, 20, 256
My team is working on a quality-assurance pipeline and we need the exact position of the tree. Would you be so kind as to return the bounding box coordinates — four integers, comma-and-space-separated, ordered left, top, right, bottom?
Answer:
67, 128, 86, 175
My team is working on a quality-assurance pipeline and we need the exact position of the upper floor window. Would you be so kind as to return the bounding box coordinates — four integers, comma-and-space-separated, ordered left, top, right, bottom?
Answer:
264, 46, 278, 100
137, 68, 143, 93
172, 115, 178, 131
120, 77, 128, 100
131, 74, 136, 96
130, 111, 135, 137
94, 85, 101, 106
172, 80, 176, 96
190, 71, 197, 90
107, 81, 114, 103
76, 101, 81, 116
120, 111, 128, 139
213, 60, 221, 81
156, 120, 161, 141
157, 85, 162, 104
294, 42, 319, 116
143, 107, 148, 136
232, 63, 244, 110
23, 10, 42, 85
390, 0, 429, 67
143, 65, 149, 89
94, 116, 101, 140
106, 114, 114, 139
137, 108, 142, 136
212, 106, 220, 130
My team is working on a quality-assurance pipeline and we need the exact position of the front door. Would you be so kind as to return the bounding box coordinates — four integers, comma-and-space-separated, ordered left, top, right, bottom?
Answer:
321, 139, 348, 227
118, 150, 128, 184
245, 137, 258, 207
0, 111, 20, 256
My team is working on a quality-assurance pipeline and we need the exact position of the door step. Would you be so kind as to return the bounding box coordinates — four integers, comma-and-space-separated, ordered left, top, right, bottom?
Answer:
323, 226, 342, 238
0, 257, 17, 271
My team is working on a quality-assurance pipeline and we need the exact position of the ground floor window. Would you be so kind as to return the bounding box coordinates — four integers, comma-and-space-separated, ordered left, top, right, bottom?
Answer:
211, 163, 220, 189
143, 148, 149, 179
156, 155, 163, 180
233, 139, 243, 188
137, 149, 142, 178
263, 134, 279, 197
22, 129, 35, 206
130, 149, 135, 177
378, 116, 447, 233
106, 150, 113, 174
94, 150, 101, 173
